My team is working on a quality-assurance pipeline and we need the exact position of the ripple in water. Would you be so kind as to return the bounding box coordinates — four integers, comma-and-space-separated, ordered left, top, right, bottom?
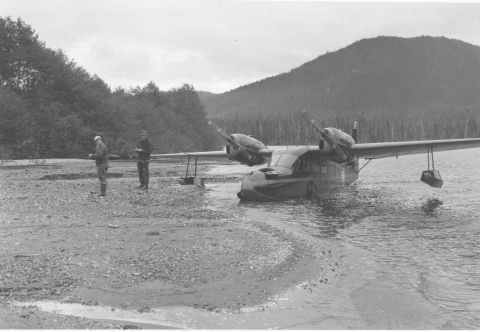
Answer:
208, 150, 480, 328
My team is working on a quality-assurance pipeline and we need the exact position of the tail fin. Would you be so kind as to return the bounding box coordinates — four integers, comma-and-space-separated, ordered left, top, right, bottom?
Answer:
351, 119, 358, 143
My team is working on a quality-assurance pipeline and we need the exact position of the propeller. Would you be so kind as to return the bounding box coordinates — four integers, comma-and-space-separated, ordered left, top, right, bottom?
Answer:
301, 109, 348, 161
208, 121, 259, 164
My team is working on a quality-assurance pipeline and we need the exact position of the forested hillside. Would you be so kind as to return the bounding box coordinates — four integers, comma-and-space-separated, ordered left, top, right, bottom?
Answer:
2, 17, 479, 157
0, 17, 219, 159
204, 36, 480, 144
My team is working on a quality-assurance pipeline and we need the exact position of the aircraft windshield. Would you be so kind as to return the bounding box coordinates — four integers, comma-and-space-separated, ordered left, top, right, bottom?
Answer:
270, 154, 299, 169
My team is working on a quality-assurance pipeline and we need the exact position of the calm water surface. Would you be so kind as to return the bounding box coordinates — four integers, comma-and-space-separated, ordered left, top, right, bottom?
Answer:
208, 149, 480, 328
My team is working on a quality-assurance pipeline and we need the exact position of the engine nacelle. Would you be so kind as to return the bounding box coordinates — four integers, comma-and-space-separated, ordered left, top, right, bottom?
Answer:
319, 128, 356, 163
230, 134, 267, 151
225, 134, 267, 166
319, 138, 333, 153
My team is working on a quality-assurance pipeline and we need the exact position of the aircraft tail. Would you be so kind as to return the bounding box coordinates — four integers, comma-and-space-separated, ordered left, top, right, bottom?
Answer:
351, 119, 358, 143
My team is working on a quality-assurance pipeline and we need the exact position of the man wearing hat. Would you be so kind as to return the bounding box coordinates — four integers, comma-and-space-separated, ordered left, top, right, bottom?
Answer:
88, 136, 109, 196
135, 130, 153, 190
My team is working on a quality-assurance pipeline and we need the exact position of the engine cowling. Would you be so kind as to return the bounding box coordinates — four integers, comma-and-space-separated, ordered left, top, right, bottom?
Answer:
319, 128, 356, 163
226, 145, 256, 165
225, 134, 267, 166
319, 138, 333, 153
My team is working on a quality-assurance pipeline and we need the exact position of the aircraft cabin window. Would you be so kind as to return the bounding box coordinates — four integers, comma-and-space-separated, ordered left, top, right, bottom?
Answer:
269, 154, 281, 167
297, 159, 307, 171
273, 154, 298, 169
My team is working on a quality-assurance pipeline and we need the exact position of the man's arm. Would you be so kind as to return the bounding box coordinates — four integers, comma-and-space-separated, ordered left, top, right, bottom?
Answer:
145, 141, 153, 155
93, 144, 108, 161
137, 141, 153, 155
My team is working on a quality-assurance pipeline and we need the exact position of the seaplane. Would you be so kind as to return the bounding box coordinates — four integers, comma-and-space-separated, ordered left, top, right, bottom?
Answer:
151, 109, 480, 201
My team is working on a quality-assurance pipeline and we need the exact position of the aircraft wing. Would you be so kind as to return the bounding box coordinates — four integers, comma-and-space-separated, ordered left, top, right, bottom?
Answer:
150, 139, 480, 161
151, 151, 227, 160
350, 138, 480, 159
150, 148, 278, 160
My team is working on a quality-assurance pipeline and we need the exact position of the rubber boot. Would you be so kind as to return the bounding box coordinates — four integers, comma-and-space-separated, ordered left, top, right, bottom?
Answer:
98, 184, 106, 196
136, 184, 144, 189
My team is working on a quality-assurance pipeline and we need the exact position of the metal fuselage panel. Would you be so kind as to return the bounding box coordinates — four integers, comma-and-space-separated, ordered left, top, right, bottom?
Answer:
240, 148, 359, 201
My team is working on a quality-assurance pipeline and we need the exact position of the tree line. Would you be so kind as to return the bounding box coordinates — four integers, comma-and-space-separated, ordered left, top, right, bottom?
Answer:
2, 18, 478, 160
212, 105, 479, 146
0, 16, 220, 160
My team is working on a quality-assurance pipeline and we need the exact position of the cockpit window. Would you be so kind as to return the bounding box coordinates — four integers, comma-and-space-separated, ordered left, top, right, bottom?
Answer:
269, 154, 281, 167
270, 154, 299, 169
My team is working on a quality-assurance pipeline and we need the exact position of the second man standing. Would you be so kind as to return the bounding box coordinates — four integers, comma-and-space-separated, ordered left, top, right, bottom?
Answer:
135, 130, 153, 190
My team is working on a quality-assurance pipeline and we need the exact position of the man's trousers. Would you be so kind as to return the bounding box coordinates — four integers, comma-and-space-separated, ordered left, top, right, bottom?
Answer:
137, 161, 149, 187
96, 162, 108, 194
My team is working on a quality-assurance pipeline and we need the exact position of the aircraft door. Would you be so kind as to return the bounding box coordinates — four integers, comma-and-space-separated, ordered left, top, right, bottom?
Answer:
296, 158, 308, 171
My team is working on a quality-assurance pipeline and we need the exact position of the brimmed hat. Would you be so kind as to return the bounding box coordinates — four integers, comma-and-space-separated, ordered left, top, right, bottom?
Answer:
140, 130, 148, 136
93, 136, 101, 141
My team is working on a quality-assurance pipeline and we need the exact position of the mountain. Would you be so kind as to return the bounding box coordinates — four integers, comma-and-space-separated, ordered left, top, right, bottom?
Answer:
197, 90, 217, 103
202, 36, 480, 119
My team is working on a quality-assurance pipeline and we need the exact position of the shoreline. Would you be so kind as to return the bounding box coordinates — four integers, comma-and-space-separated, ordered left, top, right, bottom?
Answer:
0, 160, 329, 329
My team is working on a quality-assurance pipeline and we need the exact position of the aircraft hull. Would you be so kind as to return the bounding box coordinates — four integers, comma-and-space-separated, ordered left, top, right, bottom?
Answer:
239, 162, 359, 201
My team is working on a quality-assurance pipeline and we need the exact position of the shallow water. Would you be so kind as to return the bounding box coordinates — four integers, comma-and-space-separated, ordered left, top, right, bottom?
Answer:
208, 149, 480, 328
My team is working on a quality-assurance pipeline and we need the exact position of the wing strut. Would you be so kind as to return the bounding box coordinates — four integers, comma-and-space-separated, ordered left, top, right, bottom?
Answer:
180, 156, 205, 188
421, 145, 443, 188
353, 158, 373, 174
185, 156, 191, 179
427, 145, 435, 171
184, 156, 199, 178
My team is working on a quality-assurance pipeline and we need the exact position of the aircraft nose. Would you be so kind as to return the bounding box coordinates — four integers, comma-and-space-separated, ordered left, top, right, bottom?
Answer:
240, 171, 276, 201
246, 170, 266, 183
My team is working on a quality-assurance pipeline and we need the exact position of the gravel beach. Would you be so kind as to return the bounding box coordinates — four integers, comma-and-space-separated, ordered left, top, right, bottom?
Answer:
0, 159, 327, 329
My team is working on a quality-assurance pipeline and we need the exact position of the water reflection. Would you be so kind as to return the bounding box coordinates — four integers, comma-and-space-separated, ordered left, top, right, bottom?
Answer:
239, 186, 375, 238
421, 198, 444, 216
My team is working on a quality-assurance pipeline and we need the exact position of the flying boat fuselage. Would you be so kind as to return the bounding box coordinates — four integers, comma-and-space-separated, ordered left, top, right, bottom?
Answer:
238, 146, 359, 201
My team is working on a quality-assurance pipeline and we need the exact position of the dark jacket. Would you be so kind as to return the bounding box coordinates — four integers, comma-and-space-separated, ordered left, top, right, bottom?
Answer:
91, 142, 108, 165
137, 138, 153, 161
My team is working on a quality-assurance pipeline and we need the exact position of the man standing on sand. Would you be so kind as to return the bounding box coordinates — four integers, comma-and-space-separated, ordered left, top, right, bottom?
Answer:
88, 136, 109, 196
135, 130, 153, 190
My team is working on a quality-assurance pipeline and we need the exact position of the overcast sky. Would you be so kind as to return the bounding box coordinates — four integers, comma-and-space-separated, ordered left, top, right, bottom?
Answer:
1, 0, 480, 93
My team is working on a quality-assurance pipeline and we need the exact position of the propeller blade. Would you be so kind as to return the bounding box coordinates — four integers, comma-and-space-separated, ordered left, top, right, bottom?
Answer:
209, 121, 244, 150
301, 109, 325, 133
300, 109, 348, 161
208, 120, 232, 141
